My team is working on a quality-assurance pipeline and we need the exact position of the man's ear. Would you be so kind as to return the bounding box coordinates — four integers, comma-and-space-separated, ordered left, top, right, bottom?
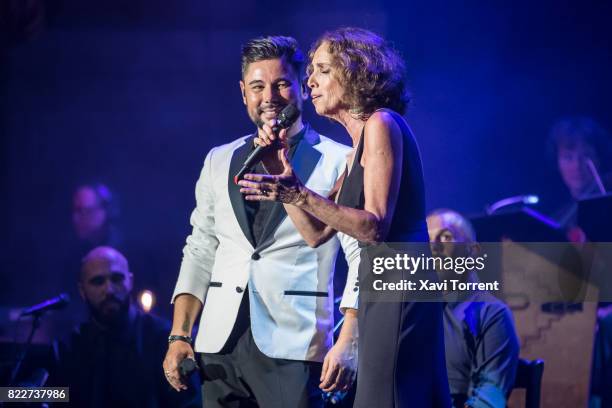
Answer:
239, 80, 247, 105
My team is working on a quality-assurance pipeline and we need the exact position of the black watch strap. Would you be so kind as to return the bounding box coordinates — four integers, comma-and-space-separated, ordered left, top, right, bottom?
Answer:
168, 334, 193, 345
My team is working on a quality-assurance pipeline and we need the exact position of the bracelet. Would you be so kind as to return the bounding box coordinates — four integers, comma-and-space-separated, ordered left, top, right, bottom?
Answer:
168, 334, 193, 345
293, 185, 309, 206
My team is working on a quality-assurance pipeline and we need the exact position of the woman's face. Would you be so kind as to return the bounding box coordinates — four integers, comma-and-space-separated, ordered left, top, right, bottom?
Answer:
307, 44, 346, 118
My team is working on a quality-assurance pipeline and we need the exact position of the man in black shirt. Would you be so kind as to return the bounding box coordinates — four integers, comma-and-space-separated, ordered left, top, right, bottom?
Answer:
51, 246, 200, 408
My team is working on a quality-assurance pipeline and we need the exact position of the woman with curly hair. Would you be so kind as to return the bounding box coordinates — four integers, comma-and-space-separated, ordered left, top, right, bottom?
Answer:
238, 27, 450, 407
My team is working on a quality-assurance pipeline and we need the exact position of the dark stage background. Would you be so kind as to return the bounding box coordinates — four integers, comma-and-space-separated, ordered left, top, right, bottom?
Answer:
1, 0, 611, 319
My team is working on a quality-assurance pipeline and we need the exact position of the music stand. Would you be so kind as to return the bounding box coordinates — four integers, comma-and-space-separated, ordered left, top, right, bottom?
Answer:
470, 207, 566, 242
577, 194, 612, 242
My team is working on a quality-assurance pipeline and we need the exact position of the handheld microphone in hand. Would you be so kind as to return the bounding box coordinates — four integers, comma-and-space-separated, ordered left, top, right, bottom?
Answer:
20, 293, 70, 317
234, 104, 300, 184
178, 357, 199, 379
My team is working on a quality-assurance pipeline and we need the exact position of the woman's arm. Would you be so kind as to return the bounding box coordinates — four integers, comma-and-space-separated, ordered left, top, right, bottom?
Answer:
241, 111, 403, 244
281, 174, 343, 247
319, 308, 358, 392
243, 138, 344, 248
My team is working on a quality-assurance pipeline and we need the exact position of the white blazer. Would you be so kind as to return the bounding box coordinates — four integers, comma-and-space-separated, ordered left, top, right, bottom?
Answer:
172, 125, 360, 362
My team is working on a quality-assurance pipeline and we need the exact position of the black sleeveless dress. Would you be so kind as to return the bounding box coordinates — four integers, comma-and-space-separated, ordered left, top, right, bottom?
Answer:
336, 110, 450, 408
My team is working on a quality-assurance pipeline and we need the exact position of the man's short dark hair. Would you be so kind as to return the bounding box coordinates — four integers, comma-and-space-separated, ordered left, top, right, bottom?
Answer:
241, 36, 305, 79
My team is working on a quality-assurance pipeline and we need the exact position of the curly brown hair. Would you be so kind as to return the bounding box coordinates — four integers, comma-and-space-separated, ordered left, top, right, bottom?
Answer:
309, 27, 410, 119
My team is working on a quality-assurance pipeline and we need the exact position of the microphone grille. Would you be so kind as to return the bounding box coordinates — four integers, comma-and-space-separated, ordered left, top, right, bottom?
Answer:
277, 105, 300, 129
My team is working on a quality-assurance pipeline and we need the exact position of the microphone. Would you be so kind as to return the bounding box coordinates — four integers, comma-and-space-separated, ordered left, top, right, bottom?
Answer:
20, 293, 70, 317
178, 357, 199, 379
234, 104, 300, 183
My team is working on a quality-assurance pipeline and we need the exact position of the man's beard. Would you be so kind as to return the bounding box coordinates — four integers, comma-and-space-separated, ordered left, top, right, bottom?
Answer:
88, 295, 130, 327
433, 245, 474, 284
250, 103, 286, 129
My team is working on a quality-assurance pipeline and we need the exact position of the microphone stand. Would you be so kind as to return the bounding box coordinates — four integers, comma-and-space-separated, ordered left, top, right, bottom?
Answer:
8, 312, 43, 386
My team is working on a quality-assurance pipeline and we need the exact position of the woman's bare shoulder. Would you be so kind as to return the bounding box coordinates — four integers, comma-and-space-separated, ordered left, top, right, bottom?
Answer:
363, 109, 403, 148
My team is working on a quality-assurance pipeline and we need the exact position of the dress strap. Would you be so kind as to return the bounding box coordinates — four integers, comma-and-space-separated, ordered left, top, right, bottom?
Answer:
355, 125, 366, 163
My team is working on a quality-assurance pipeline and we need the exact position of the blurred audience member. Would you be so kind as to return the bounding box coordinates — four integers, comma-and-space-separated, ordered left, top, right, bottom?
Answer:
51, 184, 123, 333
547, 117, 612, 230
72, 183, 121, 252
427, 209, 519, 408
50, 246, 200, 407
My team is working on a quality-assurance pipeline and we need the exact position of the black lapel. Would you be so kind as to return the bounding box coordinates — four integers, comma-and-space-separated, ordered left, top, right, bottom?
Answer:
257, 127, 323, 250
228, 136, 257, 248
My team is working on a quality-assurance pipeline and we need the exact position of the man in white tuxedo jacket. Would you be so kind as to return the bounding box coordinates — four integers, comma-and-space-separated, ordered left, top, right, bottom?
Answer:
162, 36, 360, 408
